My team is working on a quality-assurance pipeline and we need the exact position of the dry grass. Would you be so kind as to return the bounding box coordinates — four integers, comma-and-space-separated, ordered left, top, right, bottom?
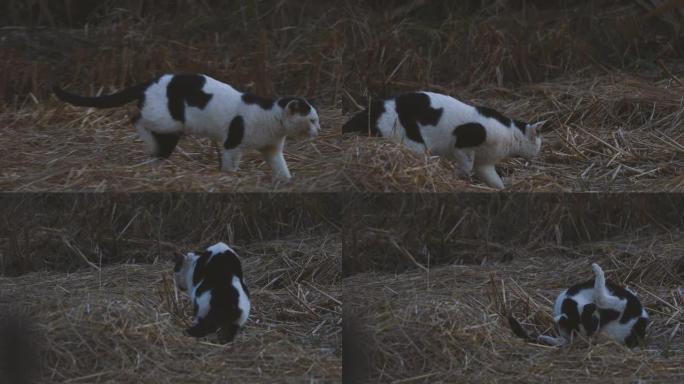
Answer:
0, 235, 341, 383
0, 104, 344, 192
342, 73, 684, 192
1, 1, 682, 192
344, 232, 684, 383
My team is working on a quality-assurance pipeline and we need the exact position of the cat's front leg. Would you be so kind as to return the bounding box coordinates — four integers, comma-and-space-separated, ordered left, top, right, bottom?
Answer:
452, 148, 475, 177
221, 149, 242, 172
475, 164, 504, 189
262, 147, 292, 181
537, 335, 567, 346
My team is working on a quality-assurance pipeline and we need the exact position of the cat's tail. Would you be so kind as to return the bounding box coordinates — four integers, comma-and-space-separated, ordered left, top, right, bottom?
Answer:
507, 315, 536, 342
508, 315, 567, 346
53, 80, 153, 108
342, 101, 383, 136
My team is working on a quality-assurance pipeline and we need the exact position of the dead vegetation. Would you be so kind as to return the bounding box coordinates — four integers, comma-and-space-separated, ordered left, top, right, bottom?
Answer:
0, 105, 344, 192
342, 193, 684, 382
0, 194, 341, 382
1, 1, 683, 191
342, 73, 684, 192
1, 236, 341, 383
344, 237, 684, 383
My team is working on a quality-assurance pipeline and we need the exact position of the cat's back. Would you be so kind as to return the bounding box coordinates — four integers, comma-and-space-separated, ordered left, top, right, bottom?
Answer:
201, 244, 243, 283
605, 282, 647, 320
553, 280, 595, 314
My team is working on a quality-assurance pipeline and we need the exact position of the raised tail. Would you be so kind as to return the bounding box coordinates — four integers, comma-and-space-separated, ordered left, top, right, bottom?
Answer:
342, 100, 384, 136
53, 80, 153, 108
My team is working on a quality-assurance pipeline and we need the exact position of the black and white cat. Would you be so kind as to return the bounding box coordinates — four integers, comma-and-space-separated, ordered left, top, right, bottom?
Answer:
342, 92, 543, 189
509, 263, 649, 348
54, 74, 320, 180
173, 242, 251, 343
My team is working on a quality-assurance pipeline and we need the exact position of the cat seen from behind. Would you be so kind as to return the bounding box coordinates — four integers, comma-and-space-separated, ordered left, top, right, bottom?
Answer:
173, 242, 251, 343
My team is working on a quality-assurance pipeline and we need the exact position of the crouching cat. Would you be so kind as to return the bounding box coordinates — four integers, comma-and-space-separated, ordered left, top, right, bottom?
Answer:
173, 242, 251, 343
509, 263, 649, 348
342, 92, 543, 189
54, 74, 320, 180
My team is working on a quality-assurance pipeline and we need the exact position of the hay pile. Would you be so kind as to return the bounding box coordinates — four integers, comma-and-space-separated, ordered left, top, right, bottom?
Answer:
342, 73, 684, 192
344, 233, 684, 383
0, 236, 341, 382
0, 103, 344, 192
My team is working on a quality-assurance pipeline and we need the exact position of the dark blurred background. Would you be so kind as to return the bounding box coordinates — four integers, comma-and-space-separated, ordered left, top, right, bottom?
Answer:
342, 193, 684, 275
0, 193, 340, 276
1, 0, 682, 108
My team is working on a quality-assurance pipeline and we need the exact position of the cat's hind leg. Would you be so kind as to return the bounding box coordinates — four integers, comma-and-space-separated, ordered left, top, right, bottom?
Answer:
135, 122, 181, 158
135, 122, 159, 157
217, 323, 240, 344
220, 148, 242, 172
592, 263, 627, 311
186, 314, 218, 338
475, 164, 504, 189
151, 131, 182, 158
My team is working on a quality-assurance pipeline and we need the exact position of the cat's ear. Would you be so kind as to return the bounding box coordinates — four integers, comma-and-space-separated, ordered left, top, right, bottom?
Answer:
285, 99, 306, 115
527, 120, 546, 140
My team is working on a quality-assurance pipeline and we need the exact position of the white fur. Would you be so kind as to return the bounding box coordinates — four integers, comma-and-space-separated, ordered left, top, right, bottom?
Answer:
207, 241, 233, 256
541, 263, 648, 346
135, 74, 320, 180
233, 276, 251, 326
374, 91, 542, 189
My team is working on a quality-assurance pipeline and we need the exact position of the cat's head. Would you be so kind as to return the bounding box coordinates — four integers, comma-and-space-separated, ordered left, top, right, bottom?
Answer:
516, 121, 544, 159
173, 251, 199, 292
279, 97, 320, 138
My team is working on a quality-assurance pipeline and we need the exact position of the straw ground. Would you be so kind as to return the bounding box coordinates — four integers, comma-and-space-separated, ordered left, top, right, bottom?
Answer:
0, 104, 344, 192
2, 1, 683, 192
344, 233, 684, 383
341, 72, 684, 192
0, 235, 341, 383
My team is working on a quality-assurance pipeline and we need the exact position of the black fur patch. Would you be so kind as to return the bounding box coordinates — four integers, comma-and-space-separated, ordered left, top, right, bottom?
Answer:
166, 74, 213, 122
476, 106, 511, 128
342, 100, 386, 136
566, 279, 644, 324
278, 97, 312, 115
598, 308, 621, 324
453, 122, 487, 148
609, 285, 644, 323
224, 116, 245, 150
150, 132, 182, 158
558, 298, 581, 334
624, 317, 648, 348
513, 120, 528, 133
507, 315, 533, 341
242, 93, 275, 109
394, 92, 443, 143
580, 303, 599, 336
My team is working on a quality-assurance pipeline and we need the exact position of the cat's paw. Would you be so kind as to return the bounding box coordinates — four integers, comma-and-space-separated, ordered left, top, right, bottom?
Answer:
272, 174, 293, 184
538, 335, 566, 346
591, 263, 603, 276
